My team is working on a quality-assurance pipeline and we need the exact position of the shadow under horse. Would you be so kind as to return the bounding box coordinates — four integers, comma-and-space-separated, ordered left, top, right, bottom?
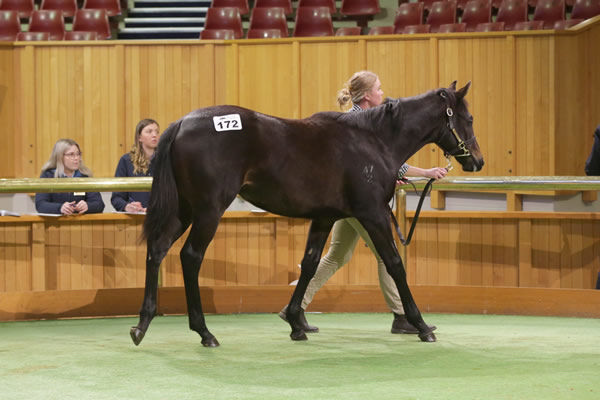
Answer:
131, 81, 484, 347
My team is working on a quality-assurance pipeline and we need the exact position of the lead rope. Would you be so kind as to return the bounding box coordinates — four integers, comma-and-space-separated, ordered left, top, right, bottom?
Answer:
390, 178, 435, 246
390, 157, 453, 246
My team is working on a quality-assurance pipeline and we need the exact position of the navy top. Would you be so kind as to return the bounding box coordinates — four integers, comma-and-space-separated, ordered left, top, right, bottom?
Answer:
585, 125, 600, 176
35, 169, 105, 214
111, 153, 151, 211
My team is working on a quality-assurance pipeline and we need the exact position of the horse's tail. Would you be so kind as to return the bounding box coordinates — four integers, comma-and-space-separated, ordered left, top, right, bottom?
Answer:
142, 119, 183, 243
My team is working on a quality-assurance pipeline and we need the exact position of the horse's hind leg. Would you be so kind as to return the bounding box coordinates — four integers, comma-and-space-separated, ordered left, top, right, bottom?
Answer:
286, 219, 334, 341
130, 216, 191, 346
180, 211, 222, 347
357, 214, 436, 343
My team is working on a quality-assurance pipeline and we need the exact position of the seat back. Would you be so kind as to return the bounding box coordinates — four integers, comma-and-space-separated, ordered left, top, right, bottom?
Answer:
246, 28, 283, 38
211, 0, 250, 16
82, 0, 122, 17
297, 0, 336, 15
532, 0, 565, 29
438, 22, 467, 32
335, 26, 362, 35
253, 0, 293, 15
393, 2, 424, 33
340, 0, 380, 16
0, 0, 35, 19
496, 0, 529, 30
200, 28, 236, 39
368, 25, 394, 34
40, 0, 78, 18
64, 30, 98, 40
570, 0, 600, 19
203, 7, 243, 38
28, 10, 66, 40
249, 7, 288, 37
17, 31, 50, 40
461, 0, 492, 31
293, 6, 334, 36
403, 23, 431, 34
514, 20, 545, 29
72, 9, 111, 39
553, 18, 584, 28
426, 0, 457, 32
0, 10, 21, 40
475, 21, 506, 30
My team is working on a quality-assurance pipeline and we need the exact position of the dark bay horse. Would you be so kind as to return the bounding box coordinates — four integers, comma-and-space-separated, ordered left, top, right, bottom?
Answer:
130, 81, 484, 347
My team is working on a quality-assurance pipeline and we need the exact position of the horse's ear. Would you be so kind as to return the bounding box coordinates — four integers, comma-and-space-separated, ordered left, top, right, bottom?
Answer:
456, 81, 472, 100
449, 81, 457, 90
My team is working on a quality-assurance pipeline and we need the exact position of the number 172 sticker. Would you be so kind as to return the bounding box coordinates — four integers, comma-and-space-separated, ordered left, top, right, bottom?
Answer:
213, 114, 243, 132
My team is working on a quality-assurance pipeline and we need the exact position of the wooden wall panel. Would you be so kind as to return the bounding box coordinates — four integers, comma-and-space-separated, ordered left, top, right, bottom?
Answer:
0, 47, 15, 177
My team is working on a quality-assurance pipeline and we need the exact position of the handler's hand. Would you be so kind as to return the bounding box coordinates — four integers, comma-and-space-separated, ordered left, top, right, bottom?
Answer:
61, 201, 76, 215
125, 201, 145, 213
423, 167, 448, 180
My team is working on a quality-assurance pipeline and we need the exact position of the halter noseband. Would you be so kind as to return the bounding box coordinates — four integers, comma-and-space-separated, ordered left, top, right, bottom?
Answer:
439, 91, 475, 163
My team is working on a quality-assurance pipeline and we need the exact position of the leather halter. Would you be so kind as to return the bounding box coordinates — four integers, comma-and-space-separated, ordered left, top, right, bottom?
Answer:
439, 91, 476, 163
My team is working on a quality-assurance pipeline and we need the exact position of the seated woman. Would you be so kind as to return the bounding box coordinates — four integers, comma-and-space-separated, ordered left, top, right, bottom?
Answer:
111, 118, 159, 213
35, 138, 105, 215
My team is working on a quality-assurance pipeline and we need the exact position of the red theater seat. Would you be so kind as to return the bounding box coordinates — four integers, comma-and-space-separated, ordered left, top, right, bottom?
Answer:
210, 0, 250, 16
297, 0, 337, 14
253, 0, 293, 16
340, 0, 380, 16
246, 28, 283, 38
532, 0, 565, 29
437, 22, 467, 31
72, 9, 111, 39
64, 30, 98, 40
426, 0, 457, 33
17, 31, 50, 40
0, 0, 35, 19
40, 0, 78, 19
570, 0, 600, 19
393, 2, 424, 33
403, 23, 431, 33
496, 0, 529, 30
0, 10, 21, 40
552, 18, 584, 28
461, 0, 492, 31
293, 6, 334, 37
368, 25, 394, 34
28, 10, 66, 40
514, 19, 545, 29
475, 21, 506, 30
82, 0, 122, 17
200, 28, 236, 39
249, 7, 289, 38
203, 7, 243, 39
335, 26, 362, 35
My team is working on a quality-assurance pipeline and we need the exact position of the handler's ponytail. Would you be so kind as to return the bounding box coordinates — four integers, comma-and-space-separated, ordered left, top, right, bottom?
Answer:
336, 70, 378, 110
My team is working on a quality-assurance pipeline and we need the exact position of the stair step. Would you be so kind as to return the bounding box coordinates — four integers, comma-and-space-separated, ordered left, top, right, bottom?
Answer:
133, 0, 211, 6
118, 27, 204, 40
124, 17, 205, 27
127, 7, 208, 18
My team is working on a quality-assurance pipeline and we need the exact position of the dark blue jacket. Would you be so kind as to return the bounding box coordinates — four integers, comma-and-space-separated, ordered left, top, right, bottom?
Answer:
110, 153, 151, 211
585, 125, 600, 176
35, 169, 105, 214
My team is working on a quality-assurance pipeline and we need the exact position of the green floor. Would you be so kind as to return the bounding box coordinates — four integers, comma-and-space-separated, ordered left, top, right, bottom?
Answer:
0, 313, 598, 400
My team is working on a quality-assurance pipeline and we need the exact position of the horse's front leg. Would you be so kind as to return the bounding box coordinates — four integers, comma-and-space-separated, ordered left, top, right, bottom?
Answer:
286, 219, 334, 341
358, 215, 436, 342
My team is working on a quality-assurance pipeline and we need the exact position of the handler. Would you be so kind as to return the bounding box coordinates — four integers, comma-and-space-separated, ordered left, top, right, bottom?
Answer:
280, 71, 446, 334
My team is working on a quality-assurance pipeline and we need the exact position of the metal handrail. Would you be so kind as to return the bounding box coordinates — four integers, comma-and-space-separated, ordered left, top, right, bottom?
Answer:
0, 177, 152, 193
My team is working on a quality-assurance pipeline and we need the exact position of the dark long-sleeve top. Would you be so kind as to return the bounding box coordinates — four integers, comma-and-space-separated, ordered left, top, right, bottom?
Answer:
35, 169, 105, 214
585, 125, 600, 176
110, 153, 151, 211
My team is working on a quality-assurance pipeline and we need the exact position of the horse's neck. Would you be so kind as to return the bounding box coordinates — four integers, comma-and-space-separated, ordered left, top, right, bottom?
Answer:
393, 94, 444, 164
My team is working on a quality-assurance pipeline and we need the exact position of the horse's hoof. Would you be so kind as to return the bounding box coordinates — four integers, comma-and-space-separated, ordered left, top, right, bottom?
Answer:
202, 337, 220, 347
290, 330, 308, 341
130, 326, 145, 346
418, 331, 437, 342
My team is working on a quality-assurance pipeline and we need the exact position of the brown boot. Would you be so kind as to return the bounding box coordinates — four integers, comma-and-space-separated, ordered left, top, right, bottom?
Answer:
279, 305, 319, 333
391, 313, 437, 334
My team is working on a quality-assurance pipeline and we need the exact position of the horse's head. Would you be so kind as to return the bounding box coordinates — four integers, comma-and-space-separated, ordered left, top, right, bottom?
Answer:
436, 81, 484, 172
